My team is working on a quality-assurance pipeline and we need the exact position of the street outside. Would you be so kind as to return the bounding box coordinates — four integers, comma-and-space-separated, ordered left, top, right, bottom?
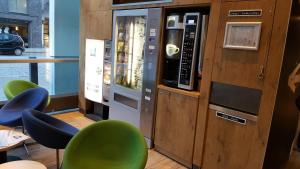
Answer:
0, 0, 80, 101
0, 49, 54, 101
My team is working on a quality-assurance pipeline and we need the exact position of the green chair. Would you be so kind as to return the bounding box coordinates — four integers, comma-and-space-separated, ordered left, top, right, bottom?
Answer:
3, 80, 50, 106
63, 120, 148, 169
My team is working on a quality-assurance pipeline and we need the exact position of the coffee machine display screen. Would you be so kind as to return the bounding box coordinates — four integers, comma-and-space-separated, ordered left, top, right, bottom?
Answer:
188, 20, 195, 24
186, 15, 198, 24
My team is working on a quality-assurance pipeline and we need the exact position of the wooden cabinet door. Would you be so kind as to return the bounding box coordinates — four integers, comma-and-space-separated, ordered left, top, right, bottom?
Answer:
154, 89, 199, 167
86, 10, 112, 40
211, 1, 276, 89
202, 109, 258, 169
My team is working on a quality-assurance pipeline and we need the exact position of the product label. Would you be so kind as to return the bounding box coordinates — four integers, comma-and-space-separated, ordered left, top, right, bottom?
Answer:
229, 9, 262, 17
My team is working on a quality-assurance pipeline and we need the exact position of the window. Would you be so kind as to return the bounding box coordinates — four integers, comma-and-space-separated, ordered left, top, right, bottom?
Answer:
0, 0, 79, 112
9, 0, 27, 14
0, 34, 10, 41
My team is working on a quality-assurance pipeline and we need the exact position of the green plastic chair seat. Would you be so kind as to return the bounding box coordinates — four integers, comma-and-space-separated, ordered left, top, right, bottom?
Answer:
4, 80, 50, 106
4, 80, 38, 100
63, 120, 148, 169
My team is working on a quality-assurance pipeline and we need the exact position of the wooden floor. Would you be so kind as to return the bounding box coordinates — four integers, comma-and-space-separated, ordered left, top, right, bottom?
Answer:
6, 112, 300, 169
8, 112, 186, 169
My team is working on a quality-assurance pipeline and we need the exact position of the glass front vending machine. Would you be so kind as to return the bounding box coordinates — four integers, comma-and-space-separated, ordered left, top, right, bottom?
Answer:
110, 8, 162, 147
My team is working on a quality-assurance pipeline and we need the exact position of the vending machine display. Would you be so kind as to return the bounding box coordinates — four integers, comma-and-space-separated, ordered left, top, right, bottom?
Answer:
114, 16, 145, 90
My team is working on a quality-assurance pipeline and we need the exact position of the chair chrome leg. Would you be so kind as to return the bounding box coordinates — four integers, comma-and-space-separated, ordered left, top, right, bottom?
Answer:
56, 149, 60, 169
23, 143, 30, 156
21, 126, 30, 156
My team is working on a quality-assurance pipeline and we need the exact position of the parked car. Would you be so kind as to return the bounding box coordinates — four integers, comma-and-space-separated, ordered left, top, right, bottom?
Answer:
0, 33, 25, 56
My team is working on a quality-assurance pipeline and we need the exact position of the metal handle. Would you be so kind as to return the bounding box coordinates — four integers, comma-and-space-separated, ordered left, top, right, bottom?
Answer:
209, 104, 258, 122
257, 65, 265, 80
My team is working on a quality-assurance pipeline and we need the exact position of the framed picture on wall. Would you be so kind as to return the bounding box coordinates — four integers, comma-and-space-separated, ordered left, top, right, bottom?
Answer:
223, 22, 262, 51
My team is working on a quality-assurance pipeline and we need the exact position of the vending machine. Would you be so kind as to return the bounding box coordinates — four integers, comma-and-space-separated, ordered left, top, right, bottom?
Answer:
109, 8, 162, 147
84, 39, 111, 120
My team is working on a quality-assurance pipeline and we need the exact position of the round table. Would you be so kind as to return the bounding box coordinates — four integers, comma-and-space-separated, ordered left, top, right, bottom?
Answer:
0, 160, 46, 169
0, 129, 30, 163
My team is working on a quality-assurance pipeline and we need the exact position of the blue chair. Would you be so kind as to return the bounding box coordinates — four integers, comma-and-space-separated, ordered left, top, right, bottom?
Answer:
22, 109, 79, 169
0, 87, 48, 127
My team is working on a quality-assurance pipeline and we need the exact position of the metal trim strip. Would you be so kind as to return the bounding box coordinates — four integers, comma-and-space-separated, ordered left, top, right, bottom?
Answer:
209, 104, 258, 122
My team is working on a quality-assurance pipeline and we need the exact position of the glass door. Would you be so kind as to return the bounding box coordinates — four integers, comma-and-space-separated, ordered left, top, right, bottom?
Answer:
114, 15, 147, 91
103, 41, 112, 86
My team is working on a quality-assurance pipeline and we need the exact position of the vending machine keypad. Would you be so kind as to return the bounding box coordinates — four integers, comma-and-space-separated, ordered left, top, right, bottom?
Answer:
178, 13, 200, 90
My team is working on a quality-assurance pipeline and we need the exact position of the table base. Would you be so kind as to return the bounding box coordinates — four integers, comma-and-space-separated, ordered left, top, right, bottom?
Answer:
0, 151, 21, 164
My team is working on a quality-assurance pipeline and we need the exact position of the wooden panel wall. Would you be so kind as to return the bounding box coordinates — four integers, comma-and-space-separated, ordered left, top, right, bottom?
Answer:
258, 0, 294, 168
79, 0, 112, 113
192, 0, 222, 167
193, 0, 294, 168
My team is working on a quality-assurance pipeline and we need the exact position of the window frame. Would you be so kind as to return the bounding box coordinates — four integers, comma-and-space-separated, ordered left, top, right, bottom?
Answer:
8, 0, 28, 14
0, 58, 79, 112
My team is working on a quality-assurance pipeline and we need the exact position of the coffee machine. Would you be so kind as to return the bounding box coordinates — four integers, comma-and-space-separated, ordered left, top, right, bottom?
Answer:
163, 12, 206, 91
162, 13, 184, 87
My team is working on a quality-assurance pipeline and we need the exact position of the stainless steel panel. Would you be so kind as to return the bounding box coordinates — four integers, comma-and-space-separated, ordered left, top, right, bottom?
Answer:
216, 111, 247, 125
140, 8, 162, 143
109, 100, 141, 129
114, 93, 138, 110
